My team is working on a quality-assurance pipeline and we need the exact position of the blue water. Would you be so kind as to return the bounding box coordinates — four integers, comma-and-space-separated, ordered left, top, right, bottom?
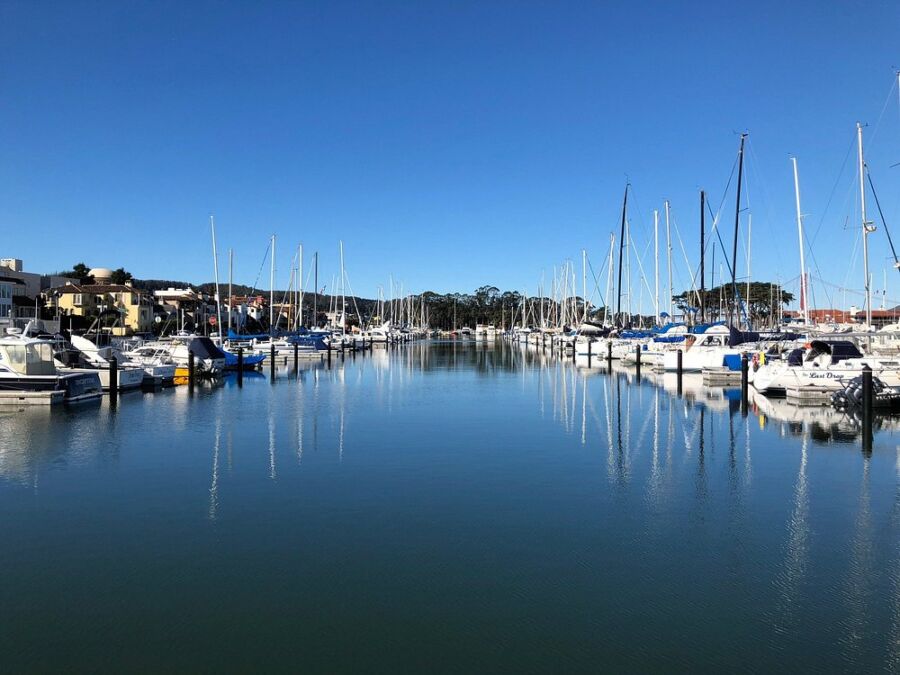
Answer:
0, 342, 898, 672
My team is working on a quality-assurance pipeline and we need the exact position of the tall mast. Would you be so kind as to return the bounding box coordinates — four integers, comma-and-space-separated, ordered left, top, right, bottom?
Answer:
298, 243, 303, 329
731, 133, 747, 325
227, 247, 233, 335
313, 252, 318, 328
700, 190, 706, 323
653, 208, 659, 325
210, 216, 224, 343
339, 240, 346, 332
616, 184, 628, 324
665, 200, 673, 320
605, 233, 615, 326
581, 249, 587, 324
857, 122, 873, 328
791, 157, 808, 323
269, 234, 276, 336
746, 214, 752, 328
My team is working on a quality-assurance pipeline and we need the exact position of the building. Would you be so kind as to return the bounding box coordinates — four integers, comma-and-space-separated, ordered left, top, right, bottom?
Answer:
153, 287, 215, 332
0, 276, 25, 326
0, 258, 77, 299
47, 268, 154, 335
783, 307, 900, 328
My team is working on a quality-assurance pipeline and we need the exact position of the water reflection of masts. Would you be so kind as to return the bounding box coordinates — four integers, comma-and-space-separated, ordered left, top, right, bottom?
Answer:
268, 405, 277, 481
888, 450, 900, 672
209, 416, 221, 520
841, 457, 873, 663
695, 406, 707, 499
646, 387, 662, 503
581, 374, 586, 446
773, 434, 809, 631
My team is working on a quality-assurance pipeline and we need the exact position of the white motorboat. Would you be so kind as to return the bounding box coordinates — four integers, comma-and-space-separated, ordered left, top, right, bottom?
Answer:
55, 335, 145, 391
71, 335, 176, 387
0, 331, 102, 405
750, 339, 900, 396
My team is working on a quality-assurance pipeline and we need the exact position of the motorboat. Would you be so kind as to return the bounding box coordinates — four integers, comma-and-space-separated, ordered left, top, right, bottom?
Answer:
750, 339, 900, 396
70, 335, 175, 387
55, 335, 145, 391
0, 330, 102, 405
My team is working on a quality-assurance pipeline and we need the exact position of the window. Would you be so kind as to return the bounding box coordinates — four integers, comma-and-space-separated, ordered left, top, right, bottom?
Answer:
73, 294, 83, 306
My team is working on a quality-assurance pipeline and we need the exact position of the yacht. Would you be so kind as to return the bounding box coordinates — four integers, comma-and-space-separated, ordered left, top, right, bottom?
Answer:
0, 331, 102, 405
70, 335, 175, 387
750, 340, 900, 396
55, 335, 145, 391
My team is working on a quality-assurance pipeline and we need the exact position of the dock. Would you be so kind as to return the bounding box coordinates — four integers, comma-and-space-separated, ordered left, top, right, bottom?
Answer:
785, 387, 834, 406
0, 390, 65, 405
702, 367, 742, 386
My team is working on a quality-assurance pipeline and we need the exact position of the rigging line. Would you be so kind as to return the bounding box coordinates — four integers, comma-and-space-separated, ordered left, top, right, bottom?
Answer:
627, 229, 658, 304
865, 72, 898, 150
586, 254, 610, 309
810, 132, 856, 247
672, 217, 702, 307
247, 239, 272, 298
745, 138, 784, 271
866, 168, 900, 272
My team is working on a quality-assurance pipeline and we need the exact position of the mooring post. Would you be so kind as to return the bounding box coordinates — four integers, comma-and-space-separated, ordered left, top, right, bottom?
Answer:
340, 338, 346, 361
109, 355, 118, 405
676, 349, 683, 396
607, 340, 612, 364
270, 343, 275, 381
741, 353, 749, 415
188, 350, 195, 391
635, 344, 641, 379
587, 337, 592, 367
861, 364, 873, 453
237, 347, 243, 387
327, 340, 332, 366
293, 343, 299, 373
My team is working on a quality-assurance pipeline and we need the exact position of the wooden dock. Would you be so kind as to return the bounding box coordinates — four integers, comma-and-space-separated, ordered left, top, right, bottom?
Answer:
702, 368, 742, 386
785, 387, 834, 406
0, 390, 65, 406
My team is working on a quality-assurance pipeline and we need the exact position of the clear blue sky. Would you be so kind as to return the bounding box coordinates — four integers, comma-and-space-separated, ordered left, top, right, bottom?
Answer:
3, 0, 900, 310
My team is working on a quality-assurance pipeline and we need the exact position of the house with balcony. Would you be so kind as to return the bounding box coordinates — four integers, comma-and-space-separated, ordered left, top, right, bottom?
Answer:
47, 268, 154, 335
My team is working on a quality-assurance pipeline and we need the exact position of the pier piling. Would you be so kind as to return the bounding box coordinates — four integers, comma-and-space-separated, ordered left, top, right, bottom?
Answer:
861, 365, 873, 453
607, 340, 612, 364
270, 343, 276, 380
740, 353, 749, 415
237, 348, 243, 387
109, 356, 118, 405
676, 349, 683, 396
635, 345, 641, 380
188, 351, 195, 391
293, 343, 299, 373
587, 337, 592, 367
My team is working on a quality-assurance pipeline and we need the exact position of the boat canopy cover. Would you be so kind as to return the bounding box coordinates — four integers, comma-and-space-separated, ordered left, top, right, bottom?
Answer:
787, 348, 804, 366
189, 337, 227, 360
729, 326, 760, 347
808, 340, 863, 363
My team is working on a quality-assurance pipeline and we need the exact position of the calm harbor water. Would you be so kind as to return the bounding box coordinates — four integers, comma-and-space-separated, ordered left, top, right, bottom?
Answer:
1, 342, 898, 673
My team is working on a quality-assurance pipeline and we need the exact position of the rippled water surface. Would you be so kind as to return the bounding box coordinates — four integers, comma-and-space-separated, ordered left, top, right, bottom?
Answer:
1, 342, 898, 673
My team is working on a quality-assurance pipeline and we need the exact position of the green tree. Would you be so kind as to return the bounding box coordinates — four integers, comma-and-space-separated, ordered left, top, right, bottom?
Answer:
110, 267, 133, 284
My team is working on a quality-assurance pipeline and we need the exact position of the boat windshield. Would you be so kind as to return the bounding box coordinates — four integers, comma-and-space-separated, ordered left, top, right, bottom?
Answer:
0, 342, 57, 376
